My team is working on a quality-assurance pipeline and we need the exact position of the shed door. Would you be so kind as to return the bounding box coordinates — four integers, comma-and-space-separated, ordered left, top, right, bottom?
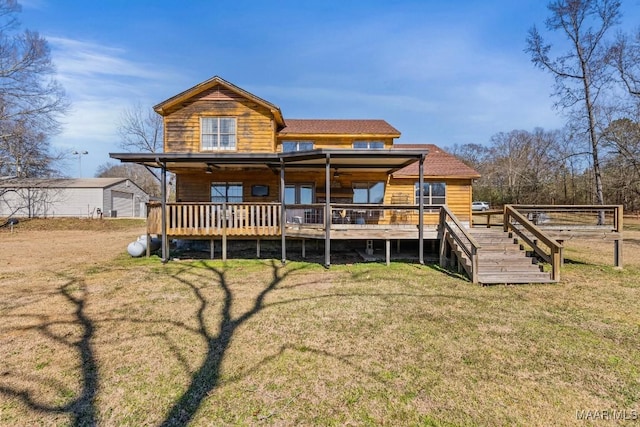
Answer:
111, 191, 133, 217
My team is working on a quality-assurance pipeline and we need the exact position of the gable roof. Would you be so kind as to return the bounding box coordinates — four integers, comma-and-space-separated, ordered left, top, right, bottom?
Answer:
153, 76, 285, 128
392, 144, 481, 179
279, 119, 401, 137
0, 177, 146, 191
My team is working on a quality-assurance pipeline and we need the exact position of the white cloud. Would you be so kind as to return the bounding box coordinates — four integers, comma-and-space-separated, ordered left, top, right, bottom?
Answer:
45, 36, 178, 177
48, 37, 165, 80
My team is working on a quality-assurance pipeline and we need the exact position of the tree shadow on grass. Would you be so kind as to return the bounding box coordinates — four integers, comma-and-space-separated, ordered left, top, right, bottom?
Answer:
0, 276, 98, 426
158, 259, 300, 427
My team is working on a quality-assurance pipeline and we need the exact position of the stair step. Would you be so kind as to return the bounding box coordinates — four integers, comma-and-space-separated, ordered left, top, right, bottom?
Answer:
479, 244, 520, 250
477, 254, 533, 261
478, 272, 555, 284
478, 265, 543, 273
446, 227, 557, 284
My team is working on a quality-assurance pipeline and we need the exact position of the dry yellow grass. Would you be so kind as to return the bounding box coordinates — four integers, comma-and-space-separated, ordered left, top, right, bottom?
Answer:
0, 219, 638, 426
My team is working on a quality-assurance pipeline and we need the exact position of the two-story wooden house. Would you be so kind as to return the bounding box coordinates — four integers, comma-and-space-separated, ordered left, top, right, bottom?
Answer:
111, 76, 480, 265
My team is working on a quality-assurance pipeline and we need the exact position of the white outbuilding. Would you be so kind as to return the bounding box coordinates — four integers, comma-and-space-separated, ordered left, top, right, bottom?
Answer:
0, 177, 151, 218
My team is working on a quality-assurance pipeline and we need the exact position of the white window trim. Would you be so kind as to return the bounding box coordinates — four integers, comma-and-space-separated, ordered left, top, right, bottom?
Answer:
201, 117, 237, 151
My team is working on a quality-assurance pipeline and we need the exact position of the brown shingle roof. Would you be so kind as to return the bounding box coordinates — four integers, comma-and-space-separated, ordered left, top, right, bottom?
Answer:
392, 144, 481, 178
279, 119, 401, 136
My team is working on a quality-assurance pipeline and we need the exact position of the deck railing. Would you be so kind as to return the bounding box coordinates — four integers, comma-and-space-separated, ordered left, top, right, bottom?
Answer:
509, 205, 623, 231
504, 205, 563, 281
285, 203, 443, 226
147, 201, 448, 237
147, 202, 281, 236
439, 205, 481, 283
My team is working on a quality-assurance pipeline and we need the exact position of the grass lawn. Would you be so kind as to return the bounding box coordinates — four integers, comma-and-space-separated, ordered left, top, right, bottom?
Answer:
0, 219, 639, 426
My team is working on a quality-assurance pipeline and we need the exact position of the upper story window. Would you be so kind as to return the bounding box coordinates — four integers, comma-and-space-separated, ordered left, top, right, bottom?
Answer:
201, 117, 236, 150
415, 182, 446, 205
353, 141, 385, 150
282, 141, 314, 152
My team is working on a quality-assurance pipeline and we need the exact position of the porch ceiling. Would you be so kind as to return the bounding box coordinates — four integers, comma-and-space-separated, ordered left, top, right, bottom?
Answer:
109, 149, 426, 174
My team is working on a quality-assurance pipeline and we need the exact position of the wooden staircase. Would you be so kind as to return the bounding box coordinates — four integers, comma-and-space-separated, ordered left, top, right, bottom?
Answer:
447, 228, 556, 285
472, 228, 556, 284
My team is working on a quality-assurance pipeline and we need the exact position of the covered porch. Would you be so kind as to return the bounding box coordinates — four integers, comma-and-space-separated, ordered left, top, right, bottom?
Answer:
112, 149, 434, 266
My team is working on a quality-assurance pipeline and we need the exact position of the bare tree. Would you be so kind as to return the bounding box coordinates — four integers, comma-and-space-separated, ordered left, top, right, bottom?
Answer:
117, 102, 163, 154
608, 29, 640, 96
526, 0, 621, 213
488, 129, 561, 204
116, 102, 163, 184
0, 0, 68, 178
95, 162, 160, 197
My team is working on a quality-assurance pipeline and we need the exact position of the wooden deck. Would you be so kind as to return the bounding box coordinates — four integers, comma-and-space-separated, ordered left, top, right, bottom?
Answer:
146, 202, 623, 284
147, 202, 446, 240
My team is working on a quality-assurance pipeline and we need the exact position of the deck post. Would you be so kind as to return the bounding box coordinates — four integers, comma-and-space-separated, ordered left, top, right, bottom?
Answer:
302, 239, 306, 259
256, 238, 261, 258
280, 159, 286, 264
614, 206, 623, 268
324, 154, 331, 267
386, 239, 390, 266
210, 239, 215, 260
222, 202, 227, 261
160, 161, 168, 263
552, 248, 561, 282
614, 239, 623, 268
418, 153, 425, 264
471, 246, 479, 284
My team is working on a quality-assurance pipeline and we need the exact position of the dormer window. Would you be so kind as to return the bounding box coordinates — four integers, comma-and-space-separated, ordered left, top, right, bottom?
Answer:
201, 117, 236, 150
353, 141, 384, 149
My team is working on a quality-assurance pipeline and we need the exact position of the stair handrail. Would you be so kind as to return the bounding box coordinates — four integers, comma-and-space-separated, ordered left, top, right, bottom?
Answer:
503, 205, 563, 281
439, 205, 481, 283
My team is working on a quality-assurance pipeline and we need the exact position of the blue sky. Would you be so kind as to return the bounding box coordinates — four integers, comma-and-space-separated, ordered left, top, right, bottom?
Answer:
19, 0, 640, 178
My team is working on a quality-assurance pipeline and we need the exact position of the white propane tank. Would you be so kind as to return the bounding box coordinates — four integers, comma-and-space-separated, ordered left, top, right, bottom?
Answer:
137, 235, 161, 252
127, 241, 145, 257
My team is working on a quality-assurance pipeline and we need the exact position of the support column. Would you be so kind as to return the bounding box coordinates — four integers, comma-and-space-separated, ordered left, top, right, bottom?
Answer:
222, 203, 227, 262
160, 161, 168, 263
280, 159, 286, 264
324, 154, 331, 267
418, 153, 425, 264
256, 238, 261, 258
614, 239, 623, 268
386, 239, 390, 266
210, 239, 215, 260
302, 239, 306, 259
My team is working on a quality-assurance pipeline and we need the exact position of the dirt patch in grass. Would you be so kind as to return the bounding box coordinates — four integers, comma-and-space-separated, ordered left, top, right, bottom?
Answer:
0, 219, 639, 426
0, 219, 146, 274
1, 217, 146, 232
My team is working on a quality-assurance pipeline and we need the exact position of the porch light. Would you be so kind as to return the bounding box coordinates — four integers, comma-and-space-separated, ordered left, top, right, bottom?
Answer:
205, 165, 213, 174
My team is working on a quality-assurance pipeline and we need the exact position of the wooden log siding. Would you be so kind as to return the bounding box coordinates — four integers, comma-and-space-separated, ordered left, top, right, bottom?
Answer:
385, 178, 473, 224
163, 86, 276, 153
147, 203, 281, 236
